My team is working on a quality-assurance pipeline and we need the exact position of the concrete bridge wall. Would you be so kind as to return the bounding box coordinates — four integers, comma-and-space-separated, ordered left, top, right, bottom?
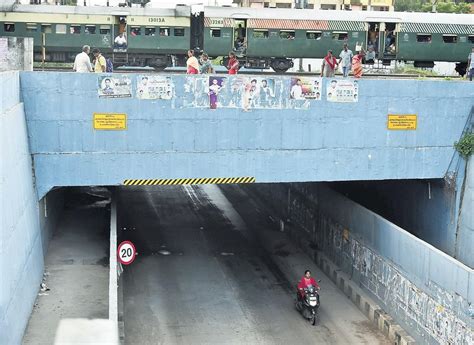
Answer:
248, 182, 473, 345
20, 72, 474, 200
0, 71, 63, 344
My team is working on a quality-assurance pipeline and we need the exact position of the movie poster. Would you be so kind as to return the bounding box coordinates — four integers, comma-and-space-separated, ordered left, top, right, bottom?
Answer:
136, 75, 173, 100
208, 76, 226, 109
326, 79, 359, 102
97, 75, 132, 98
290, 77, 322, 100
183, 76, 209, 108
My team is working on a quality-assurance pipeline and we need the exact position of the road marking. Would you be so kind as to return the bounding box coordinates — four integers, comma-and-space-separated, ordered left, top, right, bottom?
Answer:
123, 177, 256, 186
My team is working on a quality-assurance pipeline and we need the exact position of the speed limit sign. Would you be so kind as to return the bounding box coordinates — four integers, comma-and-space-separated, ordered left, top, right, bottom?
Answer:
117, 241, 136, 265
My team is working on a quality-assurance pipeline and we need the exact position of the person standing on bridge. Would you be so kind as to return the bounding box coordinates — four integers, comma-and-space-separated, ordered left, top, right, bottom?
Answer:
73, 45, 92, 73
186, 50, 200, 74
468, 47, 474, 81
338, 43, 353, 78
352, 50, 365, 79
227, 52, 239, 75
321, 50, 337, 78
92, 48, 106, 73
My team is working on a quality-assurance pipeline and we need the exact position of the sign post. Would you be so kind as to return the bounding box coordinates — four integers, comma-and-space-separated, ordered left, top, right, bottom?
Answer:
117, 240, 136, 265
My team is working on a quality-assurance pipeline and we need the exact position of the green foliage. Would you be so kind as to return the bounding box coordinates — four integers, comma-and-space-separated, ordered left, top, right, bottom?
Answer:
454, 132, 474, 159
394, 0, 472, 13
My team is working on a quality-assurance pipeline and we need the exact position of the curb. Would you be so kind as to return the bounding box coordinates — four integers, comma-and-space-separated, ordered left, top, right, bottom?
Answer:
288, 228, 416, 345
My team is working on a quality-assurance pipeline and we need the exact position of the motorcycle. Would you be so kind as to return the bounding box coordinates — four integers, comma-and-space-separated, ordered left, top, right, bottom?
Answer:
295, 283, 320, 326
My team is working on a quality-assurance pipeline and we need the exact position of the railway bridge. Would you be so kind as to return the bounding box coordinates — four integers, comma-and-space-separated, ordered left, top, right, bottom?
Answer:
1, 68, 473, 345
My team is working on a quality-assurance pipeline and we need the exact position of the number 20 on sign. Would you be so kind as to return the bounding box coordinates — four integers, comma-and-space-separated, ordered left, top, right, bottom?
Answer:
117, 241, 136, 265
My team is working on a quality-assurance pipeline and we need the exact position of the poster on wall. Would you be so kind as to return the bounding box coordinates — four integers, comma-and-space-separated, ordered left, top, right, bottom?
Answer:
326, 79, 358, 102
208, 76, 226, 109
183, 76, 209, 107
136, 75, 174, 100
97, 75, 132, 98
241, 77, 278, 110
289, 77, 322, 100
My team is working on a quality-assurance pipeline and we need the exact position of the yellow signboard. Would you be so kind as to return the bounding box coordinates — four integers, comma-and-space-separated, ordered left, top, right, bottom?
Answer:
387, 114, 417, 130
93, 113, 127, 130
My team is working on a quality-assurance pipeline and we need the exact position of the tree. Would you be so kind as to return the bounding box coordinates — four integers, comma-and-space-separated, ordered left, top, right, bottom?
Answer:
394, 0, 472, 13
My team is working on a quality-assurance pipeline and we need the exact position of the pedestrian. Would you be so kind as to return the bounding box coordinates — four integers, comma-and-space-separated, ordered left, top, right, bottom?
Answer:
92, 48, 106, 73
73, 45, 92, 73
186, 49, 199, 74
338, 43, 353, 78
352, 50, 365, 79
199, 53, 214, 74
321, 50, 337, 78
468, 47, 474, 81
227, 52, 239, 75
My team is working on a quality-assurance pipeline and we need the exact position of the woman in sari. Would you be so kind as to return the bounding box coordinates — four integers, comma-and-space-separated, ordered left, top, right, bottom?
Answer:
352, 50, 365, 79
321, 50, 338, 77
186, 49, 200, 74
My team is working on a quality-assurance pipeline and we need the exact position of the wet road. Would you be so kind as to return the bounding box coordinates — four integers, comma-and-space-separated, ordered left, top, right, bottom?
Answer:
118, 185, 389, 345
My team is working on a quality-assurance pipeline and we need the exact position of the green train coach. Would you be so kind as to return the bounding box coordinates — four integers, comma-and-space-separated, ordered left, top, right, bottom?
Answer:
1, 4, 473, 74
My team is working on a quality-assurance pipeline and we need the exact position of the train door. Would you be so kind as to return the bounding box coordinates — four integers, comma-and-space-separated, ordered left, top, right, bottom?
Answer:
112, 15, 128, 52
366, 22, 381, 57
233, 19, 247, 56
382, 22, 397, 57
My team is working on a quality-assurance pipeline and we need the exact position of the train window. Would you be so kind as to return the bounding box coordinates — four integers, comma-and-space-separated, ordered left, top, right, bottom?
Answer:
56, 24, 66, 34
26, 23, 37, 32
99, 25, 111, 35
332, 32, 348, 40
130, 26, 141, 36
174, 28, 185, 36
145, 27, 156, 36
306, 31, 322, 40
159, 28, 169, 36
469, 36, 474, 43
85, 25, 96, 34
442, 35, 457, 43
70, 25, 81, 34
416, 34, 431, 43
253, 30, 269, 38
3, 23, 15, 32
210, 28, 221, 37
41, 24, 52, 33
280, 30, 295, 39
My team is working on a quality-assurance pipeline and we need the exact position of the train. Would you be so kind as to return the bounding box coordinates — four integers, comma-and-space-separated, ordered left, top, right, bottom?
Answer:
1, 4, 473, 73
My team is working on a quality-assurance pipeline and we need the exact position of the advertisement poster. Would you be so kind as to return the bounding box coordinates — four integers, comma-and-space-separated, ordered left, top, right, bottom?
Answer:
183, 76, 209, 107
97, 75, 132, 98
208, 76, 226, 109
326, 79, 358, 102
242, 77, 277, 110
136, 75, 173, 100
290, 77, 322, 100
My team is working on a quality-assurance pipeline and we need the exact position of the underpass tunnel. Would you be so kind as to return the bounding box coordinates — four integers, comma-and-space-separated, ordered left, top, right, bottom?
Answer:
112, 178, 471, 345
22, 179, 471, 345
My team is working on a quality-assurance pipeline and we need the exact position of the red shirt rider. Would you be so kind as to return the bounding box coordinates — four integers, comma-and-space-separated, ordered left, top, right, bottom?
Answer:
297, 270, 319, 298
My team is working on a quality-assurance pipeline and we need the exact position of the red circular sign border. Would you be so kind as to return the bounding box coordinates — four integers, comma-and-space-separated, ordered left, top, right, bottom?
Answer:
117, 240, 136, 265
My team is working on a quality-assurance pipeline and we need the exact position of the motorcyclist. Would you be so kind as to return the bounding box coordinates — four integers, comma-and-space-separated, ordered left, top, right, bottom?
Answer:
297, 270, 320, 304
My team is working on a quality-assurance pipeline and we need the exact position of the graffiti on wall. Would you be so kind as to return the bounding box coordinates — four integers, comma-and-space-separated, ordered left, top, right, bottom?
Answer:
285, 185, 473, 345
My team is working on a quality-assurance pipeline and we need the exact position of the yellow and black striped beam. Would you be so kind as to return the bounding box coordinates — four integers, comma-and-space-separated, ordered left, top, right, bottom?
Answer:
123, 177, 256, 186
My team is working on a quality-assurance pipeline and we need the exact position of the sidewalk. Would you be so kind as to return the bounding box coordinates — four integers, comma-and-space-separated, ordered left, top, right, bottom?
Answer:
22, 207, 110, 345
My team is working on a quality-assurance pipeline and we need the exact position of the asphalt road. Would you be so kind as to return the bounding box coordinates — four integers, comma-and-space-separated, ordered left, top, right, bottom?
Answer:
117, 185, 389, 345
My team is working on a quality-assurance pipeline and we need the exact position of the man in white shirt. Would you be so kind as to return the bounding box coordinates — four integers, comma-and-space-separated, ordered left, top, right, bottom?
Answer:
73, 45, 92, 73
114, 33, 127, 49
338, 43, 353, 78
291, 79, 304, 99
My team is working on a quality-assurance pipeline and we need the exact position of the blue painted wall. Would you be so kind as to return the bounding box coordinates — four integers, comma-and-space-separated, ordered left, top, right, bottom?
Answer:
457, 158, 474, 268
0, 71, 64, 344
247, 182, 473, 344
0, 71, 44, 345
20, 72, 474, 199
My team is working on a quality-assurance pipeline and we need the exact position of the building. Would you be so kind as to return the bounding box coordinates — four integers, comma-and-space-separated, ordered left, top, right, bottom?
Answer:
234, 0, 393, 11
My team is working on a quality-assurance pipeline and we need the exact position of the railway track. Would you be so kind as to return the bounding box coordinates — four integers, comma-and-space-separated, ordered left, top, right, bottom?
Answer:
33, 65, 461, 79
